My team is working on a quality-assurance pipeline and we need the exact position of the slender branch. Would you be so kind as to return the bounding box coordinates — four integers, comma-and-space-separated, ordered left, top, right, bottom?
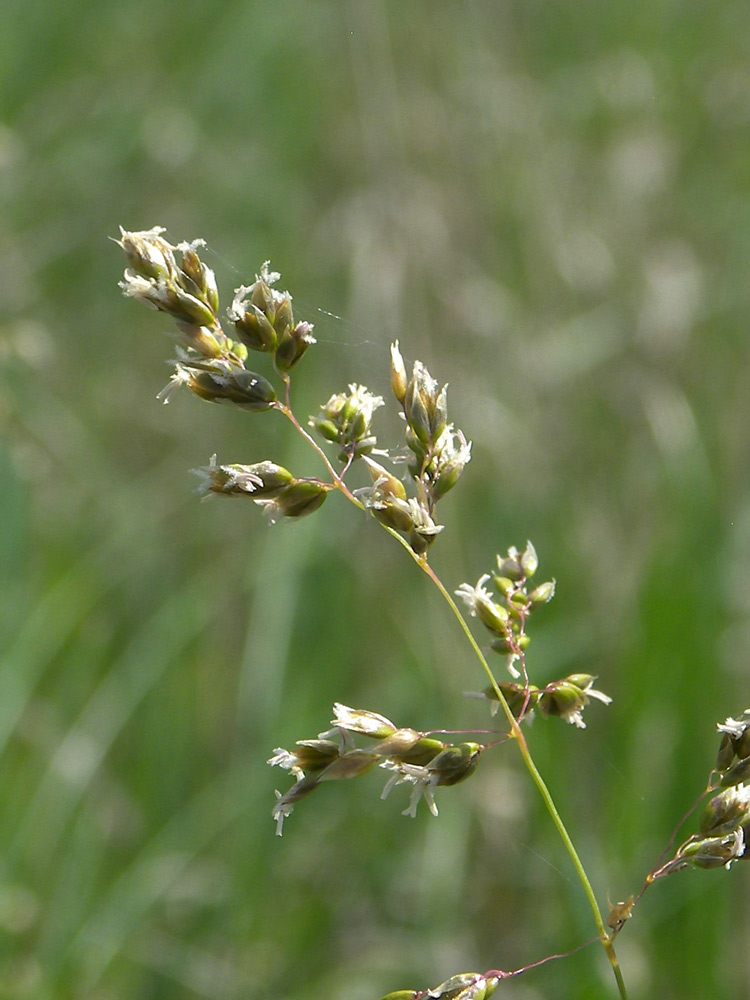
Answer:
275, 379, 364, 509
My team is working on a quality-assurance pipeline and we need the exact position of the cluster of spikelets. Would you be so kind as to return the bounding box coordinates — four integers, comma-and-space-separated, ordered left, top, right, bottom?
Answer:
378, 971, 505, 1000
117, 226, 314, 380
269, 704, 483, 835
313, 343, 473, 554
457, 541, 611, 728
116, 227, 472, 545
655, 708, 750, 877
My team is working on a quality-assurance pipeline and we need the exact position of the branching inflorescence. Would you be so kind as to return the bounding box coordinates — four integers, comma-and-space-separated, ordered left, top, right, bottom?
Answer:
116, 227, 750, 1000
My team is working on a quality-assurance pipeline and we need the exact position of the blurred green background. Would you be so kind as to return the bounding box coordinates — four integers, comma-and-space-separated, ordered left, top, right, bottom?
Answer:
2, 1, 750, 997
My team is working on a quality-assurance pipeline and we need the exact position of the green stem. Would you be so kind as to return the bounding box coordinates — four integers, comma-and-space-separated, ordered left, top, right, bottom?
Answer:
422, 562, 627, 999
285, 399, 627, 998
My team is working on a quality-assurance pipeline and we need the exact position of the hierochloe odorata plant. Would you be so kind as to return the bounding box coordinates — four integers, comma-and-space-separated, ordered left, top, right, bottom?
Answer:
116, 227, 750, 999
